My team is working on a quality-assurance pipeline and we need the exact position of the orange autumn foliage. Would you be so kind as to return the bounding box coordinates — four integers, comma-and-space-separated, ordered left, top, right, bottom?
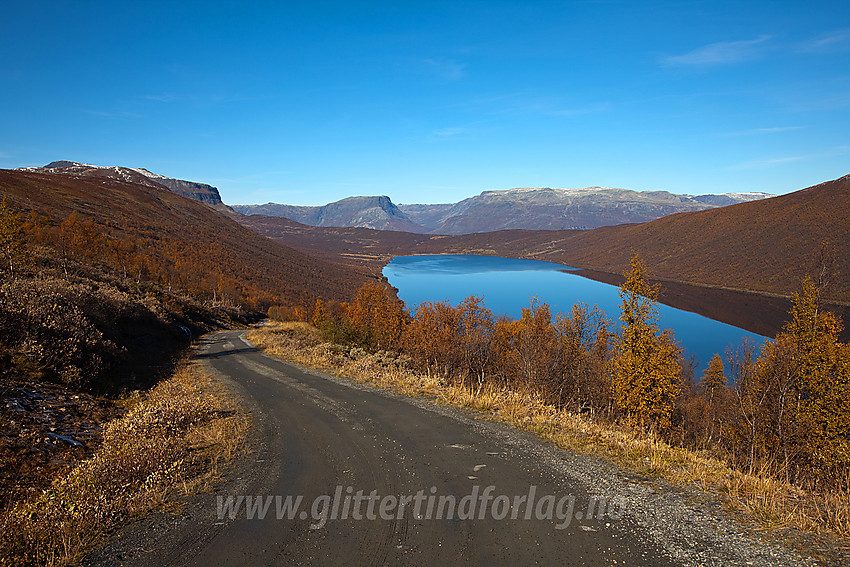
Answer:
346, 281, 407, 350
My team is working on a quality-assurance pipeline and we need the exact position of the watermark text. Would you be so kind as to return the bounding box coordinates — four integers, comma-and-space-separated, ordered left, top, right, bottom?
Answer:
216, 485, 625, 530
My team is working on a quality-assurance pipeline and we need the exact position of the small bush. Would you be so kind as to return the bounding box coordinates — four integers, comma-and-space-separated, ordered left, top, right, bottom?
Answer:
0, 364, 248, 567
0, 277, 121, 386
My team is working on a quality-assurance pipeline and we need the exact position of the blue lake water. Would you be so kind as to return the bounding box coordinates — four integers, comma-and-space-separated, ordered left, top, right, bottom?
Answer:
383, 254, 768, 375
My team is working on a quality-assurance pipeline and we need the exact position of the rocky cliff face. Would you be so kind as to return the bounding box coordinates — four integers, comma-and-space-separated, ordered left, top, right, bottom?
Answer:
233, 195, 423, 232
29, 162, 225, 207
130, 168, 223, 206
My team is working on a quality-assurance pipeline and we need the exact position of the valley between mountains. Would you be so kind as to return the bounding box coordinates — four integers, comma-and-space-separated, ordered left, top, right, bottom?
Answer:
235, 174, 850, 341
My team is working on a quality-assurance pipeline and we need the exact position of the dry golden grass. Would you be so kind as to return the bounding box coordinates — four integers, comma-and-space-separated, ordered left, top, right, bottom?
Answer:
248, 322, 850, 544
0, 363, 249, 567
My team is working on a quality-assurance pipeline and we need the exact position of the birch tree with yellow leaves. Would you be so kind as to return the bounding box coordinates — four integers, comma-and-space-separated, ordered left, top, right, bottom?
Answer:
612, 255, 682, 432
0, 197, 27, 278
775, 277, 849, 484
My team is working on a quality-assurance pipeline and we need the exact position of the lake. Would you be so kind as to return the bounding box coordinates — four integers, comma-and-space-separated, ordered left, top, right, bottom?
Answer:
382, 254, 767, 375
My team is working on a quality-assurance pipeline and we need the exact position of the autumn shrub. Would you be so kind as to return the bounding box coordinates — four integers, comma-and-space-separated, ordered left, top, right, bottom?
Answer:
346, 281, 408, 350
0, 277, 121, 386
731, 277, 850, 488
404, 297, 495, 387
0, 363, 247, 567
675, 354, 736, 453
0, 261, 251, 392
0, 196, 29, 278
553, 304, 612, 416
310, 298, 366, 347
495, 299, 561, 393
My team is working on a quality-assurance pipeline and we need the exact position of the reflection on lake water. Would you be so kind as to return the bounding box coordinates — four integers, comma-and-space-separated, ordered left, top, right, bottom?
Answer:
383, 254, 767, 374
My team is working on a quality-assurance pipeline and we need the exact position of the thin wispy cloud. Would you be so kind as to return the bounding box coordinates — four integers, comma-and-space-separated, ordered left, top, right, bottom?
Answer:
432, 126, 469, 137
731, 155, 806, 170
84, 109, 145, 120
453, 91, 611, 119
754, 126, 803, 133
423, 58, 467, 81
724, 126, 805, 137
728, 146, 849, 170
425, 122, 496, 142
547, 102, 612, 117
143, 94, 182, 103
664, 35, 772, 66
515, 98, 611, 118
141, 92, 264, 107
798, 28, 850, 53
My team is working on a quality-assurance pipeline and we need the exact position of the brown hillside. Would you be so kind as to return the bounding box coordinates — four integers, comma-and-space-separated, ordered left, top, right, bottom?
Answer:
542, 175, 850, 302
0, 170, 368, 308
239, 215, 434, 269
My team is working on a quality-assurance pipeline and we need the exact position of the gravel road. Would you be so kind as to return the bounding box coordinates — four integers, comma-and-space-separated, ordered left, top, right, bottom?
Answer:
86, 330, 814, 566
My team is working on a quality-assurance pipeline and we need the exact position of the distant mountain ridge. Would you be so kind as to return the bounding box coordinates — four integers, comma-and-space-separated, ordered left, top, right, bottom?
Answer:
20, 161, 228, 210
234, 195, 421, 232
234, 186, 773, 234
23, 162, 774, 233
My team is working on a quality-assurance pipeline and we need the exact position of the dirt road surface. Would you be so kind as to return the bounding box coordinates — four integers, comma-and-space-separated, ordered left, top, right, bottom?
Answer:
86, 331, 811, 566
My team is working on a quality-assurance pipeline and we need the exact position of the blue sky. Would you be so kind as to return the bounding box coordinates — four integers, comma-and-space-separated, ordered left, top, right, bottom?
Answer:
1, 1, 848, 205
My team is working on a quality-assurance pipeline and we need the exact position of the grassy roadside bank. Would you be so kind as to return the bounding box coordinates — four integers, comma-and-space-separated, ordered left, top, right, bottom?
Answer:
0, 361, 249, 567
248, 322, 850, 563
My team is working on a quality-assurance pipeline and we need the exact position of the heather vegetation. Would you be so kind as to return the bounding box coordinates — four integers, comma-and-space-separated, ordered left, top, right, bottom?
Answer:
0, 195, 255, 392
0, 363, 248, 567
0, 169, 367, 314
265, 253, 850, 538
0, 169, 368, 393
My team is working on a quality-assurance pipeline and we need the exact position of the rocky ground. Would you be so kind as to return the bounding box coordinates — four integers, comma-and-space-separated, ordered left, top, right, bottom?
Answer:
0, 375, 123, 510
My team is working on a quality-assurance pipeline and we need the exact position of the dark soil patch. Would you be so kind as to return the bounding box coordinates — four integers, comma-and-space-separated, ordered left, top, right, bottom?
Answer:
0, 375, 124, 511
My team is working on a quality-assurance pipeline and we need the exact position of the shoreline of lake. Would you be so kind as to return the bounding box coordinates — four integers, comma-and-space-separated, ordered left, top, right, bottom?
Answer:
573, 268, 850, 343
383, 254, 771, 373
377, 254, 849, 344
